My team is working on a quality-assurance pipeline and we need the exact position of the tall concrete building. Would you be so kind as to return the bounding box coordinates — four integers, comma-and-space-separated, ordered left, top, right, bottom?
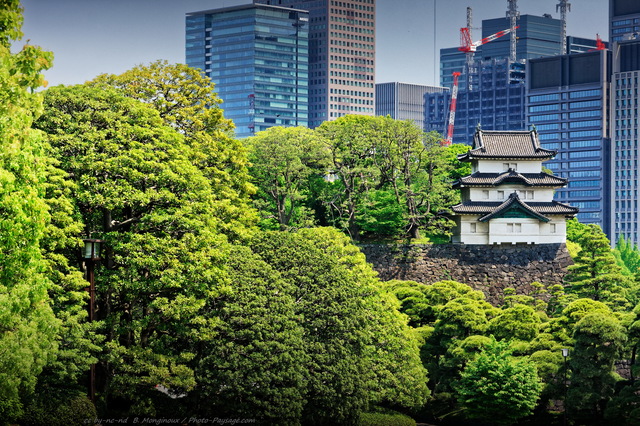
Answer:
611, 38, 640, 246
375, 82, 447, 129
256, 0, 376, 128
609, 0, 640, 44
186, 4, 309, 138
527, 50, 612, 233
608, 0, 640, 246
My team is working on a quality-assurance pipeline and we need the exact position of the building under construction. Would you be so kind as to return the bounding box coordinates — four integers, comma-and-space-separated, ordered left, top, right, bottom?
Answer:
427, 9, 603, 145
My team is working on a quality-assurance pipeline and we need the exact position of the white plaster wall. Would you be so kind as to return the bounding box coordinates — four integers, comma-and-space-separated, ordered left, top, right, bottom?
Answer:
455, 216, 567, 245
457, 216, 489, 244
539, 219, 567, 242
476, 160, 542, 174
468, 186, 555, 202
488, 218, 541, 244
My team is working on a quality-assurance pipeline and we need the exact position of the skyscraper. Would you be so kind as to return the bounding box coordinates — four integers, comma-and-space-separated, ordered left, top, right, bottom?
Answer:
609, 0, 640, 44
527, 50, 612, 234
611, 37, 640, 246
255, 0, 376, 128
426, 58, 526, 145
186, 4, 309, 138
375, 82, 447, 129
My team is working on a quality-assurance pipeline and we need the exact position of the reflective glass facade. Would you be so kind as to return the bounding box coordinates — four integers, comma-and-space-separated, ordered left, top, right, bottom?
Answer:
527, 51, 612, 235
256, 0, 376, 128
481, 15, 562, 62
425, 59, 526, 145
186, 4, 309, 138
610, 0, 640, 44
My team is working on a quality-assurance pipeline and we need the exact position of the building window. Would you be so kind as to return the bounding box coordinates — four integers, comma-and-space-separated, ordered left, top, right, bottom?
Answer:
470, 223, 477, 233
482, 190, 489, 199
507, 223, 522, 233
550, 223, 557, 234
498, 190, 505, 199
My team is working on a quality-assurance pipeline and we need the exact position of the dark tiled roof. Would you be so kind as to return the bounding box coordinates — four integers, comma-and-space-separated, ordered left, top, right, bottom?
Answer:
458, 129, 556, 161
451, 196, 579, 218
453, 170, 568, 188
477, 193, 550, 222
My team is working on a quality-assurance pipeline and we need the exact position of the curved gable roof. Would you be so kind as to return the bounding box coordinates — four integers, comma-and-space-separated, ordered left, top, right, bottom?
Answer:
453, 170, 568, 188
458, 129, 556, 162
478, 192, 550, 222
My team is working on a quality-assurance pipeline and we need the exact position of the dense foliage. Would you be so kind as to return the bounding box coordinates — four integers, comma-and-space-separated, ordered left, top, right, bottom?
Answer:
247, 116, 468, 240
4, 4, 640, 424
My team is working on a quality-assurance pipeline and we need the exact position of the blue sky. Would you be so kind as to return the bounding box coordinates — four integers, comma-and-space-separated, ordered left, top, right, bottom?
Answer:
20, 0, 608, 87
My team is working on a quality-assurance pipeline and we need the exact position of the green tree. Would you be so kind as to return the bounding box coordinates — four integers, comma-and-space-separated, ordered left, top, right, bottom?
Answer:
0, 1, 59, 421
565, 224, 630, 306
568, 312, 627, 423
251, 228, 428, 424
35, 84, 235, 415
488, 304, 541, 342
316, 115, 381, 240
456, 338, 542, 425
194, 245, 307, 424
90, 60, 256, 240
246, 126, 329, 230
616, 235, 640, 276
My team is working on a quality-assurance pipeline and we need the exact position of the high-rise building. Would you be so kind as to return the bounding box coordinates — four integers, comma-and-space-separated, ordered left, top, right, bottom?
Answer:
256, 0, 376, 128
426, 58, 526, 145
440, 15, 602, 89
611, 37, 640, 245
186, 4, 309, 138
481, 15, 562, 62
526, 50, 612, 234
375, 82, 447, 129
609, 0, 640, 44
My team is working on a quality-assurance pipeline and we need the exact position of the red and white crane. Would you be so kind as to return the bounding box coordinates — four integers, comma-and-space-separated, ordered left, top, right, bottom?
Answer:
443, 71, 461, 146
459, 25, 519, 54
443, 25, 518, 146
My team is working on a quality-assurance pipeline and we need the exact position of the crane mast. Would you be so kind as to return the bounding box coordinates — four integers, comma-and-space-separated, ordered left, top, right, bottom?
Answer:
450, 22, 518, 145
556, 0, 571, 55
507, 0, 519, 62
444, 71, 461, 146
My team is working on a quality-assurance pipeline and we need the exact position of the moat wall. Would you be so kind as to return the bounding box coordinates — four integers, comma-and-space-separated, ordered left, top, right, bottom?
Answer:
359, 243, 573, 305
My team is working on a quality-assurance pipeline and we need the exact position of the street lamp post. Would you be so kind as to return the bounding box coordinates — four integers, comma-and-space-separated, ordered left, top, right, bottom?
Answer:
561, 348, 569, 426
83, 239, 103, 402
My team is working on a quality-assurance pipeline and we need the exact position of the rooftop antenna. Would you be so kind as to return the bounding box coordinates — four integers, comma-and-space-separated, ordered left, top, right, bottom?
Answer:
556, 0, 571, 55
507, 0, 519, 62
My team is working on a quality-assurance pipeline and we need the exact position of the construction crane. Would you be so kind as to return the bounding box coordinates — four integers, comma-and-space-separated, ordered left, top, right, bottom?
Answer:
443, 71, 461, 146
556, 0, 571, 55
459, 25, 519, 54
446, 25, 517, 146
507, 0, 520, 62
464, 7, 474, 68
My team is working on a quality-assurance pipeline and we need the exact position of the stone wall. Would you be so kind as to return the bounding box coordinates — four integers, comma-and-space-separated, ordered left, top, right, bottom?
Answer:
360, 243, 573, 305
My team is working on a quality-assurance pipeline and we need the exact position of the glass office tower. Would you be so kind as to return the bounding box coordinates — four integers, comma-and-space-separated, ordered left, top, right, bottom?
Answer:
186, 4, 309, 138
610, 0, 640, 44
255, 0, 376, 128
527, 50, 612, 234
425, 58, 526, 145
